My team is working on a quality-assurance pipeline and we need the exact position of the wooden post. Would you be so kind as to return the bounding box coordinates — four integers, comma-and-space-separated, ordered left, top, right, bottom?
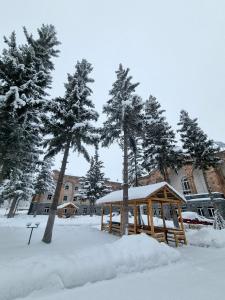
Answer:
109, 204, 112, 233
178, 203, 187, 245
101, 207, 104, 231
120, 205, 123, 236
148, 199, 154, 236
147, 202, 150, 227
160, 201, 167, 243
134, 203, 137, 234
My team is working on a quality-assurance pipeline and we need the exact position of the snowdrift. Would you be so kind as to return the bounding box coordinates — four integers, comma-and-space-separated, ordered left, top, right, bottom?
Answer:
187, 227, 225, 248
1, 234, 180, 300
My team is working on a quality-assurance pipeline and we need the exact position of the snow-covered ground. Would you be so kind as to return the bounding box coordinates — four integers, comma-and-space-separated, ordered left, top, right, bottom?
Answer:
0, 210, 225, 300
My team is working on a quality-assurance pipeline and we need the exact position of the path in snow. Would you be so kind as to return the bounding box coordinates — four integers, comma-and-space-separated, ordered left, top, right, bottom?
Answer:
24, 246, 225, 300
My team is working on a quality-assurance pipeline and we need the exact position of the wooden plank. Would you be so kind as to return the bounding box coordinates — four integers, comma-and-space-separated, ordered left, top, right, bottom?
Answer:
148, 199, 154, 235
101, 207, 104, 231
134, 202, 137, 234
177, 203, 187, 245
109, 204, 112, 233
160, 201, 168, 243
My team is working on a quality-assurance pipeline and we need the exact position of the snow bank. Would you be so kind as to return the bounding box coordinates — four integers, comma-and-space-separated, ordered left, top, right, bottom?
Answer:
0, 234, 180, 300
187, 227, 225, 248
0, 212, 101, 228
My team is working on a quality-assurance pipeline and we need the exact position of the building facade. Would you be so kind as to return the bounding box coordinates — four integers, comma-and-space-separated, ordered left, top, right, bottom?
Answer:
29, 170, 121, 215
138, 151, 225, 219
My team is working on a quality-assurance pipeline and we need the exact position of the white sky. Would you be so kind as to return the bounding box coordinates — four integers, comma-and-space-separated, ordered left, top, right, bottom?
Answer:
1, 0, 225, 181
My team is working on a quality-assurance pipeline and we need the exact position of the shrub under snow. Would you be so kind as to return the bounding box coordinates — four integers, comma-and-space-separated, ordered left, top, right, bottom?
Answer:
1, 234, 180, 300
187, 227, 225, 248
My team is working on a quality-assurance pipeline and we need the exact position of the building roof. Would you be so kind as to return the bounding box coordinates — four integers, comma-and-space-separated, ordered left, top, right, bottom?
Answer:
57, 202, 79, 209
96, 182, 186, 205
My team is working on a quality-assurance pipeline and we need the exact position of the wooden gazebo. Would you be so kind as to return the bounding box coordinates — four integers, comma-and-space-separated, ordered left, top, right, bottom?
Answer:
96, 182, 187, 247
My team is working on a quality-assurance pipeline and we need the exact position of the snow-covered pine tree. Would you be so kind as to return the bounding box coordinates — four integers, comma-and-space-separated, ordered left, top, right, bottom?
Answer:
128, 137, 145, 186
0, 26, 60, 216
142, 96, 183, 227
33, 157, 55, 217
213, 209, 225, 230
0, 123, 38, 217
42, 59, 98, 243
102, 64, 143, 235
178, 110, 219, 197
143, 95, 183, 181
85, 145, 110, 216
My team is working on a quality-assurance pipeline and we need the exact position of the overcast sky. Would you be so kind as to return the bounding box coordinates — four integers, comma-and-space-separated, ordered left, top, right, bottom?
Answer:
1, 0, 225, 181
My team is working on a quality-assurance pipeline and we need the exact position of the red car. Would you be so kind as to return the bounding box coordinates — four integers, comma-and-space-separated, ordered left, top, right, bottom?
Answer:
180, 212, 213, 226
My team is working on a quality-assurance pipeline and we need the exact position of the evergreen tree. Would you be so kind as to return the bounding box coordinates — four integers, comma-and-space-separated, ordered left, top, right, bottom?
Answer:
42, 59, 98, 243
128, 137, 145, 186
85, 146, 111, 216
143, 95, 183, 181
33, 157, 55, 217
102, 64, 143, 235
213, 209, 225, 230
178, 110, 219, 198
0, 25, 60, 216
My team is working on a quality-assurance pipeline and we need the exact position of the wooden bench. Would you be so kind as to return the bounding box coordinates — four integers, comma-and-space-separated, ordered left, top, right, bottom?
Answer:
167, 228, 187, 247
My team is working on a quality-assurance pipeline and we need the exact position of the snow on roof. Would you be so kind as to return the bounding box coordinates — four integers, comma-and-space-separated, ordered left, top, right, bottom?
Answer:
57, 202, 78, 209
96, 182, 186, 205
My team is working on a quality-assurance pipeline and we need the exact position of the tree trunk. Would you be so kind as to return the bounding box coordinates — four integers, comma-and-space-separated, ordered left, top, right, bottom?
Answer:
33, 194, 42, 217
202, 169, 215, 207
121, 128, 129, 236
7, 197, 18, 218
89, 199, 94, 217
163, 167, 179, 228
42, 139, 71, 243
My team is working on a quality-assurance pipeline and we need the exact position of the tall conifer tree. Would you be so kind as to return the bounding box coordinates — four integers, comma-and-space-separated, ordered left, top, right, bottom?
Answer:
85, 145, 111, 216
178, 110, 219, 196
0, 25, 60, 216
142, 95, 182, 181
42, 59, 98, 243
33, 157, 55, 217
102, 64, 143, 235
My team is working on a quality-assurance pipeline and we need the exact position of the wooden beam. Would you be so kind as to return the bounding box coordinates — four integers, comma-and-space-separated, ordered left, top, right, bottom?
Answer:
177, 203, 187, 244
147, 201, 150, 227
109, 204, 112, 233
148, 199, 154, 235
134, 202, 137, 234
160, 202, 167, 243
120, 205, 122, 236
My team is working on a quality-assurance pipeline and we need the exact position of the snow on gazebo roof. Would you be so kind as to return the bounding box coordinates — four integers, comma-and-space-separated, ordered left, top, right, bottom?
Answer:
57, 202, 78, 209
96, 182, 186, 205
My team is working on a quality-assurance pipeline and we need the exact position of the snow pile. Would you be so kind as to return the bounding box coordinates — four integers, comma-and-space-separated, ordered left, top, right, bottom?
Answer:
187, 227, 225, 248
0, 234, 180, 300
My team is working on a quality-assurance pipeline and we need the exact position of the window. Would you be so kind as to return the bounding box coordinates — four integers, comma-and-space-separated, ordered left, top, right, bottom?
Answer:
197, 207, 204, 216
83, 207, 87, 215
74, 186, 79, 191
64, 184, 69, 190
63, 195, 68, 202
181, 177, 192, 195
44, 207, 49, 213
208, 207, 215, 217
47, 194, 52, 200
64, 208, 67, 214
73, 196, 78, 201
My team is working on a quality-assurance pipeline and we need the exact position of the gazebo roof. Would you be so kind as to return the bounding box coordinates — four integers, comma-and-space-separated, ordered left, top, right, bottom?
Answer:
57, 202, 78, 209
96, 182, 186, 205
